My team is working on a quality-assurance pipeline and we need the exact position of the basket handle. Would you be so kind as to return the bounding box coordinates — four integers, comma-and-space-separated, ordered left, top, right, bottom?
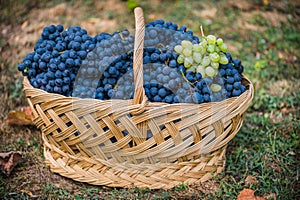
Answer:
132, 7, 148, 114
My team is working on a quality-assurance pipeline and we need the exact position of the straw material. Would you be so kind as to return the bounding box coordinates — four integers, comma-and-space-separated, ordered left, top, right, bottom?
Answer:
22, 7, 254, 189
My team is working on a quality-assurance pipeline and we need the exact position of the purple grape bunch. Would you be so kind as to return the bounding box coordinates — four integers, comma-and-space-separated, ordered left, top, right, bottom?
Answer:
18, 19, 246, 104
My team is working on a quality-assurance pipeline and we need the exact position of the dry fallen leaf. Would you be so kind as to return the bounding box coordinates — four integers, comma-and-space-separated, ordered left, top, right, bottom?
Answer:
6, 106, 34, 126
20, 189, 33, 196
0, 151, 23, 175
245, 175, 259, 185
237, 188, 267, 200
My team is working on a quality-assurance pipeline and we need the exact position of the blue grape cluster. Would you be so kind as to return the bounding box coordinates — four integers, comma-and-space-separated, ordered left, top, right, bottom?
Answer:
18, 24, 97, 96
145, 19, 200, 49
72, 30, 135, 99
139, 47, 212, 104
18, 20, 246, 105
219, 53, 246, 97
71, 19, 203, 103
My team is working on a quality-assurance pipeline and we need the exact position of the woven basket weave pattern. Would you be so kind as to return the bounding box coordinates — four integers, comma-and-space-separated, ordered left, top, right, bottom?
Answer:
23, 8, 254, 189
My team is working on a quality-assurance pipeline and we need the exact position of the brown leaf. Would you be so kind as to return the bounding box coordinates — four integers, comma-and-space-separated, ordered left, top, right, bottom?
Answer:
0, 151, 23, 175
20, 189, 33, 196
6, 106, 34, 126
245, 175, 259, 185
237, 189, 267, 200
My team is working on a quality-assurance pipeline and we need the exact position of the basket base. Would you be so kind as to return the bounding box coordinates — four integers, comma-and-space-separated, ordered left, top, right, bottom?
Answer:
43, 145, 226, 190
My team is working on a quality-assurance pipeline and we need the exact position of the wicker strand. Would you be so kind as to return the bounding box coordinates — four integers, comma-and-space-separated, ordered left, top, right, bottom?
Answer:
132, 7, 148, 115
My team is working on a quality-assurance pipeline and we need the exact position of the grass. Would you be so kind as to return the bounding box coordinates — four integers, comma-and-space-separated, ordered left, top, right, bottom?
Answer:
0, 0, 299, 199
212, 114, 300, 199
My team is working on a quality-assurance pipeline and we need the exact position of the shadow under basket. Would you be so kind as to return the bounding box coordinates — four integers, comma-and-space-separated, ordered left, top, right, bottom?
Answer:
22, 8, 254, 190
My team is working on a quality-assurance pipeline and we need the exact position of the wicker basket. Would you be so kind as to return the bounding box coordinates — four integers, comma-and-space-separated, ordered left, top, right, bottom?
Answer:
23, 8, 254, 189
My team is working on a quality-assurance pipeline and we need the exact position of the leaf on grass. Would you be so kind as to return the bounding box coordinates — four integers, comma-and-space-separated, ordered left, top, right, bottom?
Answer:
0, 151, 23, 175
237, 188, 267, 200
20, 189, 33, 196
245, 175, 259, 185
6, 106, 34, 126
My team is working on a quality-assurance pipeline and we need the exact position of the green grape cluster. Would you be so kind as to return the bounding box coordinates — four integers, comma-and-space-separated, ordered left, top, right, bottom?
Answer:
174, 35, 229, 92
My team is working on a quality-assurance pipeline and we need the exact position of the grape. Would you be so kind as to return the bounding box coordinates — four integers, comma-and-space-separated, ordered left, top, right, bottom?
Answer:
181, 40, 193, 49
241, 85, 246, 93
200, 38, 208, 47
150, 87, 158, 96
174, 45, 183, 54
192, 44, 201, 52
196, 65, 206, 78
205, 66, 215, 77
232, 89, 241, 96
202, 85, 211, 94
225, 68, 232, 76
186, 65, 197, 72
158, 88, 168, 98
151, 53, 160, 62
234, 73, 242, 81
192, 92, 204, 103
184, 57, 193, 68
233, 59, 241, 67
210, 84, 221, 92
164, 95, 174, 103
149, 29, 158, 38
219, 53, 229, 64
225, 84, 233, 91
198, 45, 206, 55
186, 72, 194, 82
153, 95, 162, 102
227, 76, 235, 84
193, 52, 202, 64
220, 43, 228, 53
207, 44, 215, 53
203, 94, 211, 102
195, 72, 202, 81
209, 52, 220, 62
162, 66, 171, 75
216, 38, 223, 46
177, 55, 185, 64
207, 35, 216, 44
182, 48, 192, 57
201, 56, 210, 67
169, 59, 177, 68
233, 81, 241, 89
18, 63, 26, 71
211, 61, 219, 69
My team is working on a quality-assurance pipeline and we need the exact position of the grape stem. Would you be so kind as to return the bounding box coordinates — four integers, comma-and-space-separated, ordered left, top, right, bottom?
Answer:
180, 70, 195, 86
119, 32, 124, 40
157, 43, 166, 49
200, 25, 205, 37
